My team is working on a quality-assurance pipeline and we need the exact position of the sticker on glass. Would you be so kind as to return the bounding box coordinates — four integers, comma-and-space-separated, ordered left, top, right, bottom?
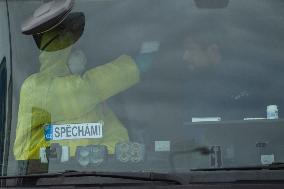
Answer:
45, 122, 103, 141
261, 154, 274, 165
155, 141, 171, 152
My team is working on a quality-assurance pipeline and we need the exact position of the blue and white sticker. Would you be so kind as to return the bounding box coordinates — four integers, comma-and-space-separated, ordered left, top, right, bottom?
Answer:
45, 122, 103, 141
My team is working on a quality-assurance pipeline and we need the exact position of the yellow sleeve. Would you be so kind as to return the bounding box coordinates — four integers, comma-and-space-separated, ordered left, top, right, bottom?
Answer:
83, 55, 140, 101
48, 55, 140, 119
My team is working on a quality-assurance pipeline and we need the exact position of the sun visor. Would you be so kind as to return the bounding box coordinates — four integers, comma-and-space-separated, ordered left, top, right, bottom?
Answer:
21, 0, 75, 35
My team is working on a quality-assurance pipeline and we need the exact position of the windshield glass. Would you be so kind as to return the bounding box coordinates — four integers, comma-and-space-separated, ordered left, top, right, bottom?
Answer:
3, 0, 284, 176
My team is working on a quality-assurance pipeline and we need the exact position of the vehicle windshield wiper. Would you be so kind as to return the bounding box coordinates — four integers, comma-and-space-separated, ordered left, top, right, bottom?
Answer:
0, 170, 188, 186
191, 162, 284, 171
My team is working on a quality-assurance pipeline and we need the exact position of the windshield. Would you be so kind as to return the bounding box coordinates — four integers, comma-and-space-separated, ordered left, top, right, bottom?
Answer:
2, 0, 284, 177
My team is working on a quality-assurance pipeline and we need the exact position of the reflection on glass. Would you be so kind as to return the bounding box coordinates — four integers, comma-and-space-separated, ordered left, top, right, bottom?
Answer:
4, 0, 284, 177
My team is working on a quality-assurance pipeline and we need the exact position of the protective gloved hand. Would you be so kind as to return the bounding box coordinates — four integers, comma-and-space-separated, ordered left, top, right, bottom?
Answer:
135, 41, 160, 73
134, 52, 156, 73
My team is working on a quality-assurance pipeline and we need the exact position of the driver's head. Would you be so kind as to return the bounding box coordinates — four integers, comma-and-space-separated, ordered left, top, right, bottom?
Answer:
182, 37, 222, 70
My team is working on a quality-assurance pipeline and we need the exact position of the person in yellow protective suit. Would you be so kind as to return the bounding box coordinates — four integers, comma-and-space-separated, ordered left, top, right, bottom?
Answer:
13, 12, 151, 160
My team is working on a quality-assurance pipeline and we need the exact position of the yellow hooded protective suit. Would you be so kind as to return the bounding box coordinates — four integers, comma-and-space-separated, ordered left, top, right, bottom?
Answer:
13, 45, 140, 160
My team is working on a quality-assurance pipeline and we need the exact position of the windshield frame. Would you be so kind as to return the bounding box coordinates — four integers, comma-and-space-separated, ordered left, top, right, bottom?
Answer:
1, 0, 12, 177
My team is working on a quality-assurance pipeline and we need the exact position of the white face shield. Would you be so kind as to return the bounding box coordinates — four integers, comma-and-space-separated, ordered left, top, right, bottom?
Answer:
68, 50, 87, 75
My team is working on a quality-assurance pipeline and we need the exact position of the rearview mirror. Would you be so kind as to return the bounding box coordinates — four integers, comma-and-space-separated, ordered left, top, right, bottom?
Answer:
194, 0, 229, 9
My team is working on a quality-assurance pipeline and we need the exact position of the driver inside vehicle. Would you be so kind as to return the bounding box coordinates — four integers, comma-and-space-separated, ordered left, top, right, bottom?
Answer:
13, 0, 156, 161
182, 36, 222, 71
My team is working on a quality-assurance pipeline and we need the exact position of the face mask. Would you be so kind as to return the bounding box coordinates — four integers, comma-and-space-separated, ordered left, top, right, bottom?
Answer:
68, 50, 87, 75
